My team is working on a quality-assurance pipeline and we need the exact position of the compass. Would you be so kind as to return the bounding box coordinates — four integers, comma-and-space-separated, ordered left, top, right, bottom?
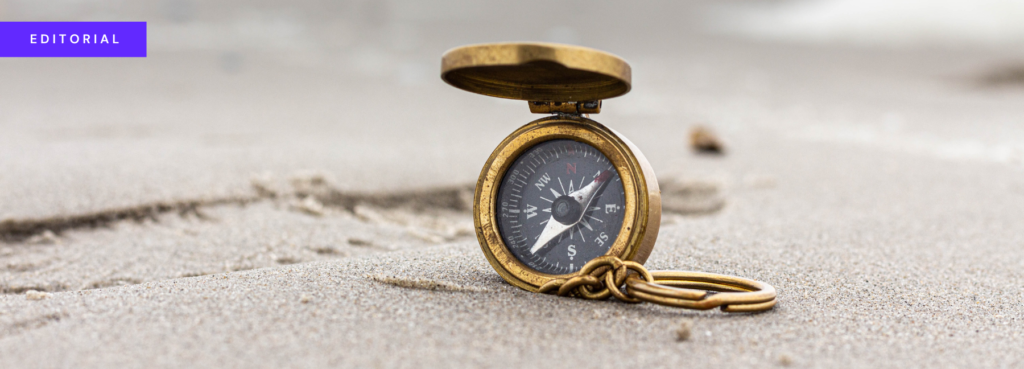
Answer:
441, 43, 776, 312
495, 139, 627, 275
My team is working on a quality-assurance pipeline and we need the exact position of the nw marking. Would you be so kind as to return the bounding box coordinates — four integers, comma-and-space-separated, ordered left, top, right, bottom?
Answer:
534, 172, 551, 191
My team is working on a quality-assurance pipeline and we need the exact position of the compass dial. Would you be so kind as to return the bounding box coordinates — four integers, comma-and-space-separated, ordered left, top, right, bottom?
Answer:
496, 139, 626, 275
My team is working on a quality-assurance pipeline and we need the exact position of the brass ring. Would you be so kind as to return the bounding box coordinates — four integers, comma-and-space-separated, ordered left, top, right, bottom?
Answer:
624, 271, 776, 312
604, 268, 640, 303
557, 275, 602, 296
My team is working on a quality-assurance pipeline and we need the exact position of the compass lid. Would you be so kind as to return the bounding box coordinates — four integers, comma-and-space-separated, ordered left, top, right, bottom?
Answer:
441, 42, 631, 102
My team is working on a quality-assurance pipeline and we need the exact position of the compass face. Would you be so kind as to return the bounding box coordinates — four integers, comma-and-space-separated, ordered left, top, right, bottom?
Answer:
496, 139, 626, 275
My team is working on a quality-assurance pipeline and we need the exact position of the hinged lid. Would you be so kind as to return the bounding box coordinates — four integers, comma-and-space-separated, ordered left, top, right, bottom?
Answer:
441, 42, 631, 102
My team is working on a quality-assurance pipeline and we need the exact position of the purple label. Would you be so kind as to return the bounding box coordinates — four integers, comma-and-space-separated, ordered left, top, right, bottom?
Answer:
0, 22, 146, 57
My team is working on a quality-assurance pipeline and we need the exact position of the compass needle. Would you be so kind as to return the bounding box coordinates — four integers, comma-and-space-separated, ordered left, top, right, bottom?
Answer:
529, 214, 572, 254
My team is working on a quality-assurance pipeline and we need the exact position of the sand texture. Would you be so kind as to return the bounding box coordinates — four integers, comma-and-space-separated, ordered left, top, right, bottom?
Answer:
2, 1, 1024, 368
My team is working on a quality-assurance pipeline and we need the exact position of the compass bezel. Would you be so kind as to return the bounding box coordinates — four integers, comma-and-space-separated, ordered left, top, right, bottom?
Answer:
474, 116, 661, 292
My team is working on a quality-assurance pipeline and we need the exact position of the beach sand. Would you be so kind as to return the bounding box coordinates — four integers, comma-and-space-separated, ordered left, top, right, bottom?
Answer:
2, 1, 1024, 367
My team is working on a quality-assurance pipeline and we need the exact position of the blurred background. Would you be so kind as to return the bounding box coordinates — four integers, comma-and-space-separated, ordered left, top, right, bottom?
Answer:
4, 3, 1024, 366
1, 0, 1023, 220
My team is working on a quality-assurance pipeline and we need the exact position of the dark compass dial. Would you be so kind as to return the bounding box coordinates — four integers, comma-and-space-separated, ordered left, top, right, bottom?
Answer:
496, 139, 626, 275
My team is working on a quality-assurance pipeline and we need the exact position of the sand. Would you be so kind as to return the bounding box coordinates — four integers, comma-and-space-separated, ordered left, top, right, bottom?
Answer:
2, 0, 1024, 368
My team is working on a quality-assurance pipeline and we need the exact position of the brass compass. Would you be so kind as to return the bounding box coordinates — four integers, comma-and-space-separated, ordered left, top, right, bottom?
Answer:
442, 42, 776, 312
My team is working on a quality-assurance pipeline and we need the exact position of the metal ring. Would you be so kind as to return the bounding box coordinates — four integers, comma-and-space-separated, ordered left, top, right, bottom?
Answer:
575, 259, 619, 299
604, 268, 641, 303
624, 271, 776, 312
557, 275, 601, 296
539, 256, 777, 313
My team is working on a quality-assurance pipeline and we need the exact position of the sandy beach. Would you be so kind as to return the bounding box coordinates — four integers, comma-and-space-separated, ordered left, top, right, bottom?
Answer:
2, 0, 1024, 367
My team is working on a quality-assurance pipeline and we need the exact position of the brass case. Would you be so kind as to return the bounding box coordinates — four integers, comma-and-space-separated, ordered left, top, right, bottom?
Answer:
474, 116, 661, 292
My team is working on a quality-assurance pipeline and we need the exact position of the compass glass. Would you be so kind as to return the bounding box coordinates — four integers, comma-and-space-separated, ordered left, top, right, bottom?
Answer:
496, 139, 626, 275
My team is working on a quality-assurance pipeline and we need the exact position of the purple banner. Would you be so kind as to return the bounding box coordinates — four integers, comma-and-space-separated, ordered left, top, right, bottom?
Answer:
0, 22, 146, 57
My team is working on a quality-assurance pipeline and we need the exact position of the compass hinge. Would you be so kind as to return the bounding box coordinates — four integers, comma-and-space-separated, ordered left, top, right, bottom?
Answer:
528, 100, 601, 115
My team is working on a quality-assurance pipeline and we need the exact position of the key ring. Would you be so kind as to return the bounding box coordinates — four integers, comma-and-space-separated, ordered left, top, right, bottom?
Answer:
538, 256, 777, 312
